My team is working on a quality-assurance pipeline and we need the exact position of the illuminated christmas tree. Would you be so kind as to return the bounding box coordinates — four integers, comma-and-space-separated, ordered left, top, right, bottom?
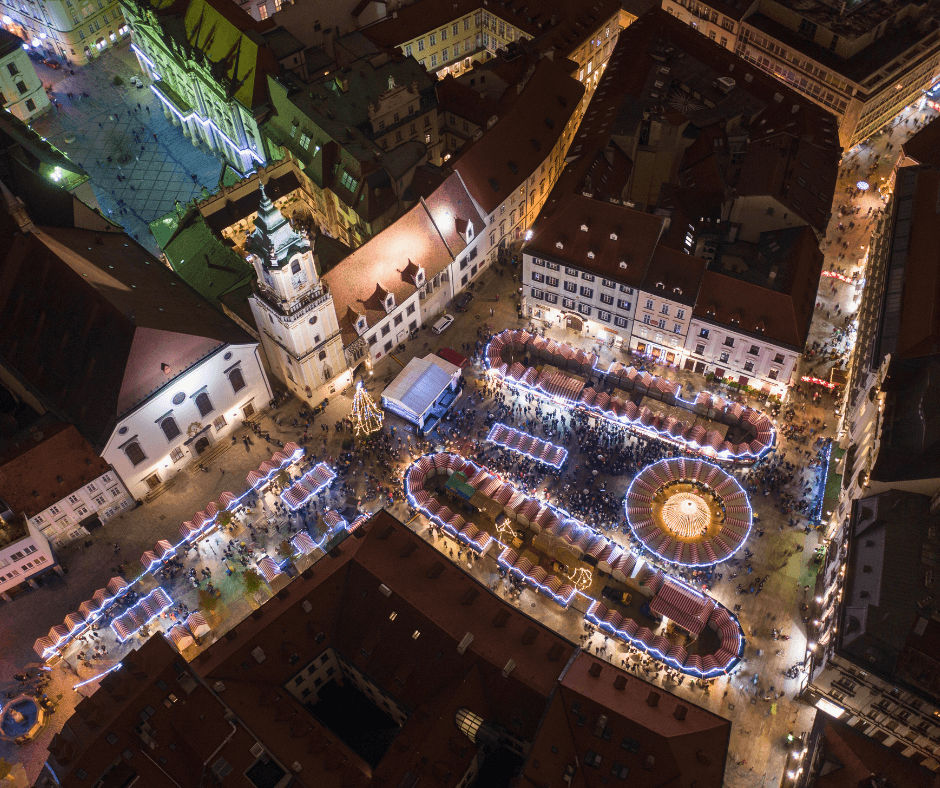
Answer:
351, 382, 384, 436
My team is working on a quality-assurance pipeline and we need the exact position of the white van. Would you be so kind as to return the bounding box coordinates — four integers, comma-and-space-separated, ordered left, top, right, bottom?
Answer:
432, 314, 454, 334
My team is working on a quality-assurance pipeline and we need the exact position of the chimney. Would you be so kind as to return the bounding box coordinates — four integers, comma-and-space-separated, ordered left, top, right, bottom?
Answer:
588, 663, 602, 678
673, 705, 688, 720
613, 676, 627, 690
646, 691, 660, 707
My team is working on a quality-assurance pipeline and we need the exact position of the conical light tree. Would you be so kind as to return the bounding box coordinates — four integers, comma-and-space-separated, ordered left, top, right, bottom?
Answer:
351, 382, 384, 436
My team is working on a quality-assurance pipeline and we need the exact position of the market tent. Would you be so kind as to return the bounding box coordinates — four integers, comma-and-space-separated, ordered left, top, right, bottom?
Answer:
186, 611, 210, 638
381, 354, 460, 427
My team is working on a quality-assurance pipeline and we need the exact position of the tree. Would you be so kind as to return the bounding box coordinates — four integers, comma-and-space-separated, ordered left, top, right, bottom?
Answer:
198, 588, 219, 612
277, 539, 296, 559
351, 381, 383, 436
242, 568, 262, 594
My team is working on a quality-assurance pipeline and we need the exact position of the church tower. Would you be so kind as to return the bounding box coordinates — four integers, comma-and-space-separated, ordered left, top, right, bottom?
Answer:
246, 183, 349, 400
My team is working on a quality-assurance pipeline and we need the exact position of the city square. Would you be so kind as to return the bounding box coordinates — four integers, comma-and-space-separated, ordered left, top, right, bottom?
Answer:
1, 1, 940, 787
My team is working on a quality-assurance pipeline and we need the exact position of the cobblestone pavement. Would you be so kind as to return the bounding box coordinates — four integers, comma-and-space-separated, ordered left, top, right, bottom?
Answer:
28, 44, 223, 257
6, 72, 934, 788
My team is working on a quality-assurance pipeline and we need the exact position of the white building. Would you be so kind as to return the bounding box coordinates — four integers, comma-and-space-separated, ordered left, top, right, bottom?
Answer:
246, 184, 350, 403
0, 196, 272, 503
0, 513, 60, 601
0, 421, 132, 549
0, 28, 49, 121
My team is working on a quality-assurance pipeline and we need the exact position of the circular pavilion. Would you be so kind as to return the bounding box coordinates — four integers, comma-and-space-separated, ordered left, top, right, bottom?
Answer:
624, 456, 752, 566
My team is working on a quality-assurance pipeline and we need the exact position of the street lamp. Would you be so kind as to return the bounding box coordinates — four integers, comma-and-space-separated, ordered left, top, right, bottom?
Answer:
856, 180, 870, 191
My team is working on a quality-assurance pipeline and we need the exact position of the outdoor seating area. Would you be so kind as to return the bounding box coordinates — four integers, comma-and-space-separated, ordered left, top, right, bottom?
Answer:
484, 329, 775, 463
625, 457, 753, 566
485, 423, 568, 468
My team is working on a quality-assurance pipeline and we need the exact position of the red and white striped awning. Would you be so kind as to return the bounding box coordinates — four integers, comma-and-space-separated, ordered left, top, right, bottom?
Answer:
218, 491, 237, 510
155, 540, 175, 559
78, 598, 100, 619
150, 587, 172, 610
112, 615, 133, 641
64, 612, 86, 632
649, 578, 715, 637
107, 576, 128, 595
140, 550, 159, 569
34, 635, 57, 658
168, 625, 194, 651
186, 611, 210, 638
257, 556, 281, 583
180, 521, 199, 540
291, 532, 317, 555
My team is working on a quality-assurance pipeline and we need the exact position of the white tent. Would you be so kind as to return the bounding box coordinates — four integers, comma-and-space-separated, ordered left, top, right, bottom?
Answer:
382, 354, 461, 428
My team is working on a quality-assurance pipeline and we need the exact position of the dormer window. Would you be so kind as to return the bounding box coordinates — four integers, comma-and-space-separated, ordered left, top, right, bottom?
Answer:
610, 232, 618, 241
587, 251, 595, 259
355, 315, 368, 335
384, 293, 396, 313
673, 287, 682, 295
556, 240, 564, 249
414, 268, 425, 286
619, 261, 627, 269
656, 281, 664, 289
580, 222, 590, 232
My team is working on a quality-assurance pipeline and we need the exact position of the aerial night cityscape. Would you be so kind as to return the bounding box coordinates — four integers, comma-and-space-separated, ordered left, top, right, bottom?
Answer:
0, 0, 939, 786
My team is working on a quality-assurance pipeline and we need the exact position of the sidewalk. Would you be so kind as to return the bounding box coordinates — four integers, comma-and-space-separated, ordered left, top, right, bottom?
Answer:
28, 45, 223, 257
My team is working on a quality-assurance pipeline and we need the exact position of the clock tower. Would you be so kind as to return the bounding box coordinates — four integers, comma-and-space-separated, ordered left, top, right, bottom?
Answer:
246, 184, 348, 400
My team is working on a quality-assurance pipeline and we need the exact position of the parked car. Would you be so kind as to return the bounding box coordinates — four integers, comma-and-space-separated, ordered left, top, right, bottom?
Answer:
432, 314, 455, 334
455, 291, 474, 312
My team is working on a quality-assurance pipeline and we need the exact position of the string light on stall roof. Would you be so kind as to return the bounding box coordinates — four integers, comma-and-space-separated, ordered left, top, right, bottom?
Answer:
351, 381, 384, 436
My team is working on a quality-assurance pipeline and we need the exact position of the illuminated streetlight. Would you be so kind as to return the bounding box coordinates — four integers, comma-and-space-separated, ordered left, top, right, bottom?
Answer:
856, 180, 869, 191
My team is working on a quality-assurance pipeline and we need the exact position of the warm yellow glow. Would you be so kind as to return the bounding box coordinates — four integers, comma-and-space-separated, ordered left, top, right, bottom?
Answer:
660, 491, 711, 538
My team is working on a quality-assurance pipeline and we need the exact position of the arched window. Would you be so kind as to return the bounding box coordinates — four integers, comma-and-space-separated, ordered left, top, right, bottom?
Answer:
291, 260, 301, 274
194, 392, 213, 417
161, 417, 181, 441
124, 441, 146, 467
318, 350, 327, 361
228, 367, 246, 393
309, 315, 318, 325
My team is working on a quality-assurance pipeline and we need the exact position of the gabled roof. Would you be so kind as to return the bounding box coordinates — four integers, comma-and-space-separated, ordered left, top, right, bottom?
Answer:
0, 422, 110, 518
523, 192, 663, 288
0, 208, 252, 449
453, 57, 584, 215
523, 653, 730, 788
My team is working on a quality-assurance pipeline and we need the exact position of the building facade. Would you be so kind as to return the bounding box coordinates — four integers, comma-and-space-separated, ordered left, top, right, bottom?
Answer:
0, 28, 49, 120
0, 514, 60, 601
0, 0, 127, 66
246, 184, 350, 402
662, 0, 940, 149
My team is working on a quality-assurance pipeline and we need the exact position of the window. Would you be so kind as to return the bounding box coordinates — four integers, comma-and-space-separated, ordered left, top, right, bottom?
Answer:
660, 304, 669, 315
658, 318, 666, 330
170, 447, 184, 463
194, 392, 213, 417
68, 494, 80, 505
545, 293, 558, 304
429, 32, 436, 45
600, 293, 614, 305
340, 171, 358, 192
769, 368, 779, 380
531, 271, 544, 283
531, 288, 543, 300
562, 297, 575, 310
384, 341, 393, 352
16, 81, 27, 96
258, 3, 268, 19
617, 299, 631, 311
417, 38, 425, 52
597, 310, 611, 323
25, 98, 36, 112
405, 44, 412, 57
125, 442, 146, 467
699, 328, 709, 338
161, 417, 181, 441
748, 345, 760, 356
580, 287, 593, 298
6, 63, 18, 76
643, 314, 651, 325
673, 323, 682, 334
564, 281, 577, 293
744, 361, 755, 372
546, 261, 559, 271
620, 285, 633, 294
723, 337, 734, 347
578, 304, 591, 316
213, 415, 227, 430
581, 273, 595, 282
676, 309, 684, 320
228, 368, 246, 393
695, 343, 706, 355
645, 299, 654, 310
602, 278, 615, 288
585, 750, 602, 768
773, 353, 785, 364
565, 268, 578, 276
719, 351, 730, 363
546, 276, 559, 288
614, 316, 628, 328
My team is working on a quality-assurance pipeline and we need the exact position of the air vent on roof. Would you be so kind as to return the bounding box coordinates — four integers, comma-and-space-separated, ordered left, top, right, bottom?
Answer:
646, 691, 660, 707
379, 583, 392, 597
302, 600, 312, 613
588, 663, 602, 678
508, 161, 518, 175
773, 92, 783, 102
530, 138, 541, 152
557, 94, 567, 107
674, 705, 688, 720
427, 561, 445, 579
399, 542, 418, 558
791, 104, 800, 114
613, 675, 627, 690
493, 610, 511, 628
744, 73, 753, 82
548, 644, 565, 662
251, 647, 266, 664
716, 76, 735, 94
250, 743, 264, 758
544, 117, 554, 129
457, 632, 474, 654
461, 588, 480, 606
488, 177, 500, 192
522, 627, 538, 645
502, 659, 516, 678
214, 681, 226, 693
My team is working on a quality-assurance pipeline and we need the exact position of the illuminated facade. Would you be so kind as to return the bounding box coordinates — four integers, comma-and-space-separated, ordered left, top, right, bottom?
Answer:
0, 28, 49, 120
0, 0, 127, 66
0, 514, 60, 601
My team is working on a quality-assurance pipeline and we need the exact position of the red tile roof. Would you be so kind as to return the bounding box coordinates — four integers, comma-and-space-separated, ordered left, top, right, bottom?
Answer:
523, 653, 730, 788
453, 57, 584, 215
524, 192, 664, 289
0, 422, 109, 518
641, 245, 707, 308
901, 118, 940, 169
